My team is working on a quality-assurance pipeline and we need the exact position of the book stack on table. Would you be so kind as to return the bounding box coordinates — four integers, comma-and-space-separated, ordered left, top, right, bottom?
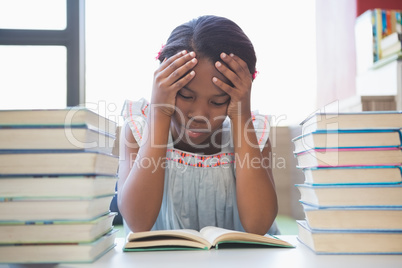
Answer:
0, 108, 120, 264
292, 111, 402, 254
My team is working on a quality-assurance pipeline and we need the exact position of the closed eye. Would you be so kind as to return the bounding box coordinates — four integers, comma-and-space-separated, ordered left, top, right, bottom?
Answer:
178, 92, 193, 99
211, 99, 229, 106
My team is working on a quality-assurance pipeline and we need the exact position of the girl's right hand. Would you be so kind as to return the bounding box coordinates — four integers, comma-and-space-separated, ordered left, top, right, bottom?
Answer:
151, 50, 197, 117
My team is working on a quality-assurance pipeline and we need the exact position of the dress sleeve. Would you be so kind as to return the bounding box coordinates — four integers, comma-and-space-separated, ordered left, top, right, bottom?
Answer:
251, 111, 271, 152
121, 98, 150, 146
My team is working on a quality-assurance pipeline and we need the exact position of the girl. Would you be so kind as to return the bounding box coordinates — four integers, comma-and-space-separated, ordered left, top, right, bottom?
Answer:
118, 15, 279, 235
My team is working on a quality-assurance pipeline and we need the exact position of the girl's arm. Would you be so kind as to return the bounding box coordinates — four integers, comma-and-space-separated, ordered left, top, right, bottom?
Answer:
117, 111, 171, 232
231, 115, 278, 235
117, 51, 197, 232
213, 53, 278, 235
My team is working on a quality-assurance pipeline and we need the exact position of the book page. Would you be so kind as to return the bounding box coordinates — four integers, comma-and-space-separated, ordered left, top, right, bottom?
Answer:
127, 229, 212, 248
124, 238, 209, 250
200, 226, 243, 245
200, 226, 293, 247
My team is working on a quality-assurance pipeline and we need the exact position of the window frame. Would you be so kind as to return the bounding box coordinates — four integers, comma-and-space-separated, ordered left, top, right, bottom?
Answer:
0, 0, 85, 107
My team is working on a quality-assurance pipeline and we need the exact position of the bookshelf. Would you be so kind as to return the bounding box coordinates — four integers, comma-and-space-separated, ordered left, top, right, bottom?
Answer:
354, 6, 402, 111
356, 53, 402, 110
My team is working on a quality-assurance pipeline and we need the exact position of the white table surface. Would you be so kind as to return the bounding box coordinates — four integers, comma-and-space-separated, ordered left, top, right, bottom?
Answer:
3, 236, 402, 268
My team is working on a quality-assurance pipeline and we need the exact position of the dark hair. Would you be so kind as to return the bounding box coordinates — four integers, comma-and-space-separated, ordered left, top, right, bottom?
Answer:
158, 15, 256, 77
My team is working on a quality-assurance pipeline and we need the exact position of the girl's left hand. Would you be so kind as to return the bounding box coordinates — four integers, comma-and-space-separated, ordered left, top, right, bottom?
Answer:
212, 53, 253, 120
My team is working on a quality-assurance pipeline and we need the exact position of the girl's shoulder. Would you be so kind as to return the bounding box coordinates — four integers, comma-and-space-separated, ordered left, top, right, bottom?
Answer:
250, 111, 271, 150
121, 98, 150, 119
225, 111, 271, 151
121, 98, 150, 145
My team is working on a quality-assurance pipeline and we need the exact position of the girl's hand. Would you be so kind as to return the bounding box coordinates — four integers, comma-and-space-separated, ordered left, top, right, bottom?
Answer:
212, 53, 253, 120
151, 51, 198, 117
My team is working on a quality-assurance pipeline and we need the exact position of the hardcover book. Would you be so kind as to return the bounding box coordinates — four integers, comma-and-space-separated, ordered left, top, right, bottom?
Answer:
0, 175, 117, 198
296, 183, 402, 207
295, 147, 402, 168
0, 125, 116, 155
0, 151, 119, 176
0, 213, 117, 244
300, 111, 402, 134
301, 203, 402, 231
297, 220, 402, 254
0, 230, 117, 264
292, 129, 402, 154
302, 165, 402, 185
0, 108, 117, 135
0, 195, 114, 221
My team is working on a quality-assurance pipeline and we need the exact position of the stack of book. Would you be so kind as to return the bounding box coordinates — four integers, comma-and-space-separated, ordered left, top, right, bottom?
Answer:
292, 111, 402, 254
355, 9, 401, 74
0, 108, 119, 264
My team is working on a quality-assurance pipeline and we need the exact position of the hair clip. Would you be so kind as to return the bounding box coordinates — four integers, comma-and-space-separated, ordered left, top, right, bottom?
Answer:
155, 44, 165, 60
252, 69, 259, 80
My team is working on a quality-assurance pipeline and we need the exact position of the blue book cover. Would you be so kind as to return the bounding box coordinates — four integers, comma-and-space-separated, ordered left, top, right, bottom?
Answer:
301, 165, 402, 186
300, 202, 402, 231
0, 108, 117, 142
292, 129, 402, 154
299, 110, 402, 134
297, 220, 402, 255
0, 150, 119, 177
0, 124, 117, 156
0, 124, 116, 138
294, 146, 402, 168
296, 183, 402, 207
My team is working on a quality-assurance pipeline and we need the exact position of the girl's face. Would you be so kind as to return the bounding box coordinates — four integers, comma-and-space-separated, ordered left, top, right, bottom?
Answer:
170, 58, 230, 153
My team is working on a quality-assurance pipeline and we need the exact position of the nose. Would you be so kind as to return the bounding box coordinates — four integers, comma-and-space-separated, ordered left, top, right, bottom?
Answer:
188, 100, 209, 123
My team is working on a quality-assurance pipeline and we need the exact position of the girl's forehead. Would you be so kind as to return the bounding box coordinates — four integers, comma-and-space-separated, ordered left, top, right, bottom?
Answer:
185, 58, 230, 97
182, 86, 228, 98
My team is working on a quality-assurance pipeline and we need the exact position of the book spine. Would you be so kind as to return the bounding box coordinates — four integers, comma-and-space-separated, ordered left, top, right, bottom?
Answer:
382, 9, 387, 38
372, 10, 379, 62
390, 10, 397, 34
397, 12, 402, 34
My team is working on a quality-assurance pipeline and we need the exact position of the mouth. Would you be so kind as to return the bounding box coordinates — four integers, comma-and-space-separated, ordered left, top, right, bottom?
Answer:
183, 126, 210, 139
186, 129, 207, 138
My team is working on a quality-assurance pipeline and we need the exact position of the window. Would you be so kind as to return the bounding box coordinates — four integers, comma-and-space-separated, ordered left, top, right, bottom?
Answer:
0, 46, 66, 109
0, 0, 84, 109
0, 0, 66, 30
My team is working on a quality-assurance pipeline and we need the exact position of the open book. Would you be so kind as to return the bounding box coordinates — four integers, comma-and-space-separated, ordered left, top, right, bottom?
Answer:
123, 226, 294, 251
